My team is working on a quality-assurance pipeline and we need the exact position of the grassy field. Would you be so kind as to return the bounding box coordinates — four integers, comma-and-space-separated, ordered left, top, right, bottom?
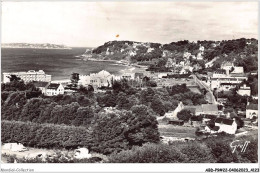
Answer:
158, 124, 197, 138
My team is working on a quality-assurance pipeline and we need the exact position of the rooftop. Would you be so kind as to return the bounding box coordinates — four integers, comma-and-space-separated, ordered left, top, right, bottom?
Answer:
202, 104, 218, 112
214, 69, 226, 74
47, 83, 60, 90
207, 125, 220, 131
32, 81, 49, 88
247, 103, 258, 110
215, 118, 234, 125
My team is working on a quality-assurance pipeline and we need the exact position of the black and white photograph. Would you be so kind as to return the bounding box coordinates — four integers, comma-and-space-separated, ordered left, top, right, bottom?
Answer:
0, 0, 259, 172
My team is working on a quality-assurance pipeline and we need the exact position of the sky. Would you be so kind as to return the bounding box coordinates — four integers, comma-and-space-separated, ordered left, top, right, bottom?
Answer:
1, 1, 258, 47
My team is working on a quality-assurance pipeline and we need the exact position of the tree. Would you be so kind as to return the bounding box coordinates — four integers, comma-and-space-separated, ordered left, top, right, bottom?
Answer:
177, 110, 192, 122
140, 88, 155, 105
8, 74, 21, 82
146, 80, 157, 87
151, 95, 165, 116
126, 105, 160, 145
20, 98, 50, 122
116, 92, 131, 110
91, 105, 160, 154
233, 116, 244, 129
87, 85, 94, 93
108, 143, 186, 163
72, 107, 95, 126
70, 73, 79, 87
2, 92, 27, 121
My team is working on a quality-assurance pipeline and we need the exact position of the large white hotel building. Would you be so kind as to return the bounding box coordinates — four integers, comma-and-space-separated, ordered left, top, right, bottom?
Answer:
2, 70, 51, 83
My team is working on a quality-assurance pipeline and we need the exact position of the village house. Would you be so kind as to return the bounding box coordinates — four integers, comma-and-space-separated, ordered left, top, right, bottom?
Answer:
246, 103, 258, 119
121, 72, 135, 80
205, 118, 237, 134
230, 66, 244, 74
237, 84, 251, 96
221, 61, 234, 71
196, 52, 203, 60
46, 83, 64, 96
217, 97, 228, 105
147, 47, 154, 53
170, 102, 218, 118
3, 70, 51, 83
32, 81, 49, 94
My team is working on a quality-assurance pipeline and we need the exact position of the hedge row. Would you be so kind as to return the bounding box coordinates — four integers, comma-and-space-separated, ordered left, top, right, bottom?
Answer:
1, 120, 92, 149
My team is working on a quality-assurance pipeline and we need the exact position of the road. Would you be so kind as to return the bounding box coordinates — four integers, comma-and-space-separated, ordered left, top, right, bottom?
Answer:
191, 75, 217, 104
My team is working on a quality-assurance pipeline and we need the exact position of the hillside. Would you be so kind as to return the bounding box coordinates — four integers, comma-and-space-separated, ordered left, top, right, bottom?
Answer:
2, 43, 71, 49
83, 38, 258, 73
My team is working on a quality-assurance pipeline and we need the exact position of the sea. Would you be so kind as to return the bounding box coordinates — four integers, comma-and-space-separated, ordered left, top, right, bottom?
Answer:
1, 48, 130, 80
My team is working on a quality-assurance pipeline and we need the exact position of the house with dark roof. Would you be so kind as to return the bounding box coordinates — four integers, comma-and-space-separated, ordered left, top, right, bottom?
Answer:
214, 118, 237, 134
246, 103, 258, 119
201, 104, 218, 115
32, 81, 50, 94
170, 102, 218, 118
205, 125, 220, 134
46, 83, 64, 96
205, 117, 237, 134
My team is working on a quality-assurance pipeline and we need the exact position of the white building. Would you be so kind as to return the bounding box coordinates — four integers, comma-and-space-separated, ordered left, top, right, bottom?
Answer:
231, 66, 244, 74
246, 103, 258, 119
214, 118, 237, 134
78, 70, 114, 89
147, 47, 154, 53
3, 70, 51, 83
199, 45, 205, 52
237, 84, 251, 96
46, 83, 64, 96
205, 118, 237, 134
196, 52, 203, 60
207, 68, 247, 91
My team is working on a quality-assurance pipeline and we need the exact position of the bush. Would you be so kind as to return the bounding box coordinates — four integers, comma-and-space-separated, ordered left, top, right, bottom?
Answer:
108, 143, 187, 163
2, 152, 101, 163
179, 142, 216, 163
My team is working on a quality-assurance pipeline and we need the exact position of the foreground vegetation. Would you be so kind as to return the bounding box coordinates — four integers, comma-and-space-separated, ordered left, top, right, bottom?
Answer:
3, 133, 257, 163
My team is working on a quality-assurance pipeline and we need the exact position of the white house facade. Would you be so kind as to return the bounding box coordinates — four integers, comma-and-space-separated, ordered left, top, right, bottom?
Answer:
46, 83, 64, 96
